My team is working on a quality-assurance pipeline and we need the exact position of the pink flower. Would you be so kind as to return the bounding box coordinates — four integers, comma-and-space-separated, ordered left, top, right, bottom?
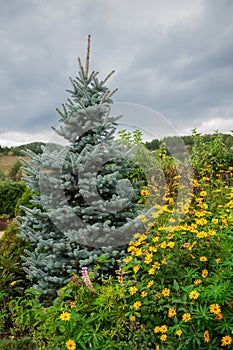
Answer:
81, 267, 94, 290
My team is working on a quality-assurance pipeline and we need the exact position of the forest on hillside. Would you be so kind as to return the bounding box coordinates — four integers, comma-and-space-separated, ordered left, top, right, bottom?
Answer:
0, 132, 232, 156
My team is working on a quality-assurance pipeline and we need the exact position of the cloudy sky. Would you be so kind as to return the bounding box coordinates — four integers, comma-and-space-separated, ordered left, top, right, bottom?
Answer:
1, 0, 233, 146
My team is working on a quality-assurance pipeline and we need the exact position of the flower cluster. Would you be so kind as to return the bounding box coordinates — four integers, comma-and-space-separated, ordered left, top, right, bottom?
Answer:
120, 164, 233, 349
81, 267, 95, 291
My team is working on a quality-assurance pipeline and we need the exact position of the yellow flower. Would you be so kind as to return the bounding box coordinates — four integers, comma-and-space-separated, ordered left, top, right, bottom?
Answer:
144, 253, 153, 264
156, 346, 160, 350
69, 301, 75, 308
168, 308, 176, 317
141, 189, 149, 197
160, 325, 168, 333
133, 265, 140, 273
204, 330, 210, 343
202, 269, 208, 278
147, 280, 154, 288
149, 246, 157, 252
197, 231, 208, 239
117, 276, 124, 284
60, 312, 71, 321
201, 203, 208, 209
176, 329, 182, 337
133, 301, 142, 309
154, 326, 161, 333
210, 303, 221, 315
162, 288, 170, 297
152, 262, 160, 269
152, 236, 159, 243
212, 218, 218, 224
200, 191, 207, 196
10, 281, 17, 286
167, 241, 175, 248
216, 313, 223, 320
215, 258, 221, 264
130, 315, 136, 322
160, 241, 167, 249
66, 339, 76, 350
160, 334, 167, 341
135, 248, 143, 256
141, 291, 147, 298
182, 313, 191, 322
194, 279, 202, 285
124, 256, 133, 263
189, 290, 199, 300
200, 256, 208, 262
221, 335, 232, 346
196, 218, 207, 226
137, 215, 148, 223
129, 286, 138, 295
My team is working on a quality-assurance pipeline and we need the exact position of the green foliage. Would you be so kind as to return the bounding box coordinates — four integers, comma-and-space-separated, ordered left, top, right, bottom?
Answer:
0, 223, 32, 337
118, 129, 147, 185
14, 188, 39, 216
0, 181, 26, 217
8, 277, 130, 349
0, 337, 35, 350
9, 160, 22, 181
191, 129, 233, 176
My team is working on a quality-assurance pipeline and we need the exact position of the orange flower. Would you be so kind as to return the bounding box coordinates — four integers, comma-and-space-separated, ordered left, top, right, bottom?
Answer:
204, 330, 210, 343
60, 312, 71, 321
133, 301, 142, 309
189, 290, 199, 300
65, 339, 76, 350
202, 269, 208, 278
210, 304, 221, 315
182, 313, 191, 322
221, 335, 232, 346
162, 288, 170, 297
168, 308, 176, 317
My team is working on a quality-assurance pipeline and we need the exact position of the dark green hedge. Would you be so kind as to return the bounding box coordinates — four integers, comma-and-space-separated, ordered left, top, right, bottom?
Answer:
0, 181, 26, 217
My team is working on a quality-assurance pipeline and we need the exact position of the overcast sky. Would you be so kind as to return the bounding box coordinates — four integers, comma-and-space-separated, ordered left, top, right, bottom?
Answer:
1, 0, 233, 146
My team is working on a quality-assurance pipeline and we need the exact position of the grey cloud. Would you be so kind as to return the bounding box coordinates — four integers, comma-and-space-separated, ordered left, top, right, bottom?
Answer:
0, 0, 233, 144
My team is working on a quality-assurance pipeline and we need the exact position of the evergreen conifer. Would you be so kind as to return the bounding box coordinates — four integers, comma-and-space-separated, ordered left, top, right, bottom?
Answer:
18, 36, 144, 297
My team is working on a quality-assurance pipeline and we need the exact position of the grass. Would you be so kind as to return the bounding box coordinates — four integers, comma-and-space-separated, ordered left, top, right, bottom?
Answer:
0, 155, 27, 176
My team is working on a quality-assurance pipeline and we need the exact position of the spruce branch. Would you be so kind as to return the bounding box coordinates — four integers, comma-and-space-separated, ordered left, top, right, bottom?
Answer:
85, 34, 91, 79
101, 70, 115, 85
78, 57, 86, 81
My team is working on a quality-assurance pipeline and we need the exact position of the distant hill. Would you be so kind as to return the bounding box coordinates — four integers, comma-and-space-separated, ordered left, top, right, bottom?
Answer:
0, 142, 45, 156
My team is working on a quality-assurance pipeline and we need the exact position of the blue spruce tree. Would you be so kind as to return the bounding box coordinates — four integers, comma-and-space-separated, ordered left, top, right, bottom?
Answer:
18, 36, 144, 298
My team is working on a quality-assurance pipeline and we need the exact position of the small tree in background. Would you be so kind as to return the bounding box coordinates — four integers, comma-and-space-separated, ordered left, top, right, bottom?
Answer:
18, 36, 144, 298
9, 160, 22, 181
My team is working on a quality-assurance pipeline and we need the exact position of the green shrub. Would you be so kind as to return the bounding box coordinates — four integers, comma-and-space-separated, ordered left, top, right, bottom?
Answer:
9, 276, 130, 349
0, 181, 26, 217
0, 223, 32, 337
9, 160, 22, 181
0, 337, 35, 350
14, 188, 39, 217
191, 129, 233, 177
